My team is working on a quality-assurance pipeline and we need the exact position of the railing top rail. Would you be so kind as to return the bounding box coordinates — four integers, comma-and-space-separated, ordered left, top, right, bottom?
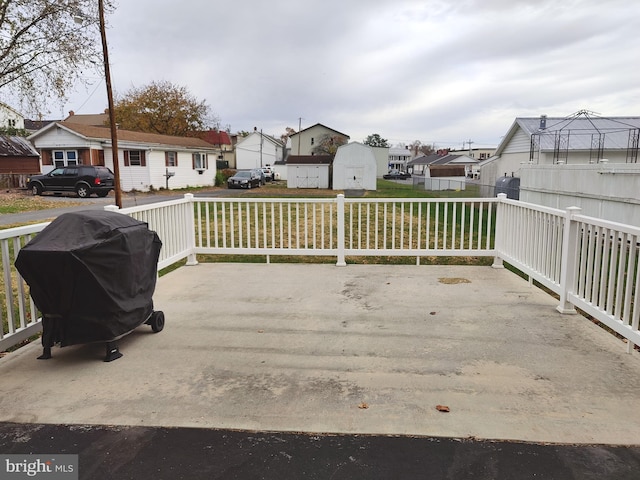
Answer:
343, 197, 499, 204
500, 197, 566, 216
112, 196, 191, 215
573, 213, 640, 235
0, 221, 50, 240
192, 196, 338, 204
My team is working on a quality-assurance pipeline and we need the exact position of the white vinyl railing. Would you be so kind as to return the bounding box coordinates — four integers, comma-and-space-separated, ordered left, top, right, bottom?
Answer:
0, 223, 49, 351
1, 193, 639, 354
191, 195, 498, 265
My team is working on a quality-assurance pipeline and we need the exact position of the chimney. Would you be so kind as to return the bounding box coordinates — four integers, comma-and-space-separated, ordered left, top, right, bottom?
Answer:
540, 114, 547, 130
68, 110, 75, 116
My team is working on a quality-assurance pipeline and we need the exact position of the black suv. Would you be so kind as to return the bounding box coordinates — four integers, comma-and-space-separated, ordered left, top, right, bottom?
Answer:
28, 166, 115, 198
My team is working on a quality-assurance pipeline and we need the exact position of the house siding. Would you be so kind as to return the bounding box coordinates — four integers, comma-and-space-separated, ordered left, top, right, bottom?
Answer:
521, 163, 640, 226
290, 125, 349, 156
236, 132, 283, 171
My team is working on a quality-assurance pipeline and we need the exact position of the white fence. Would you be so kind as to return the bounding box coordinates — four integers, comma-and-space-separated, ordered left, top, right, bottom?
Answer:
1, 194, 639, 355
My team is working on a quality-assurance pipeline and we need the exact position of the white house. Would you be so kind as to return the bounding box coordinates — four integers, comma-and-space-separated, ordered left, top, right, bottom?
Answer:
332, 142, 377, 191
482, 113, 640, 185
235, 130, 284, 171
28, 122, 219, 192
481, 112, 640, 225
0, 102, 25, 130
289, 123, 350, 156
387, 146, 413, 172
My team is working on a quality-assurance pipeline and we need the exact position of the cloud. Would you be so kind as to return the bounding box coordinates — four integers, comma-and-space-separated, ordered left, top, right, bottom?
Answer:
59, 0, 640, 148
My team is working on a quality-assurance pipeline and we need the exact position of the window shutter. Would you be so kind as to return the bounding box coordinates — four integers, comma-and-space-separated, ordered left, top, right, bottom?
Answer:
42, 150, 52, 165
141, 150, 146, 166
124, 150, 130, 166
165, 152, 169, 167
192, 154, 196, 169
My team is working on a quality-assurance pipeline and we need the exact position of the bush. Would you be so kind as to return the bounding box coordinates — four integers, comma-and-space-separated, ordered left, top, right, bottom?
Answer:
215, 169, 236, 186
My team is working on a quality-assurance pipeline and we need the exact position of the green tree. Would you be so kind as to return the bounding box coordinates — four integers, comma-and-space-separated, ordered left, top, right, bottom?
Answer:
113, 81, 217, 136
0, 0, 109, 114
312, 133, 348, 156
363, 133, 389, 148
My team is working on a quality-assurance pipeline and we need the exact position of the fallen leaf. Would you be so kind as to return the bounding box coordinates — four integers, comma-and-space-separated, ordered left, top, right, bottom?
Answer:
438, 277, 471, 285
358, 402, 369, 409
436, 405, 450, 412
257, 330, 264, 333
430, 311, 437, 315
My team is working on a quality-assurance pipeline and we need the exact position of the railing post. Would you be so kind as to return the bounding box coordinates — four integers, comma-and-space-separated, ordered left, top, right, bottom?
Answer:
336, 194, 346, 267
556, 206, 582, 314
492, 193, 507, 269
104, 204, 120, 212
184, 193, 198, 266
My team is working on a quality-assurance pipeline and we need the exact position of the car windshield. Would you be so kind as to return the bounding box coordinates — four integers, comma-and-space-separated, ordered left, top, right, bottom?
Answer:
235, 171, 251, 178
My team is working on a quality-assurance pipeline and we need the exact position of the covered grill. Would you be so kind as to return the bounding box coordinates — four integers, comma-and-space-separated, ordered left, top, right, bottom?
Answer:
15, 210, 164, 361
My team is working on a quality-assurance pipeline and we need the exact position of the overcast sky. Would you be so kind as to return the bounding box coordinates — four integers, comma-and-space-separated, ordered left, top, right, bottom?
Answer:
58, 0, 640, 149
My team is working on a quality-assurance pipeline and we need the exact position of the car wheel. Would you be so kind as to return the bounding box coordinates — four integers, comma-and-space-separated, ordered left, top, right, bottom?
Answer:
150, 311, 165, 333
30, 183, 43, 196
75, 184, 90, 198
97, 191, 109, 198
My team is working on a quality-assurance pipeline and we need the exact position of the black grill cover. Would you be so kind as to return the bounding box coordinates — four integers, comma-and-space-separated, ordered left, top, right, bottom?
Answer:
15, 210, 162, 346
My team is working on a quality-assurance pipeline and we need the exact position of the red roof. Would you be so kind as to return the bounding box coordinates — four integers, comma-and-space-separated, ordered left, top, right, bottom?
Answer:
195, 130, 231, 146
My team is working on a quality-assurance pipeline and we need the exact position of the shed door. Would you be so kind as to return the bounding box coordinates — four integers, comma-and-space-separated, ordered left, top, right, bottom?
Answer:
346, 167, 364, 189
296, 166, 319, 188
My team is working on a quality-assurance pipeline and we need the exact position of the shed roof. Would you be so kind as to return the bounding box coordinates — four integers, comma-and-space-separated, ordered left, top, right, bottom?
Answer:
286, 155, 333, 165
0, 136, 38, 157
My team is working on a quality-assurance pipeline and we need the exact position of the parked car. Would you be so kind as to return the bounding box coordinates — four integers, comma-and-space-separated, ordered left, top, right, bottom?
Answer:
227, 170, 261, 189
252, 168, 266, 185
260, 167, 274, 182
28, 165, 115, 198
383, 170, 412, 180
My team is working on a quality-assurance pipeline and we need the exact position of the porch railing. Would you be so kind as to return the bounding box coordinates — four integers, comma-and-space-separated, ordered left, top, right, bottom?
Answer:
1, 193, 639, 354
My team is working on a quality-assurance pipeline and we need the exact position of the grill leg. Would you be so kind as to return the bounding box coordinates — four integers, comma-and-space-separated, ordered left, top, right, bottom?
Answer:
37, 347, 52, 360
104, 341, 123, 362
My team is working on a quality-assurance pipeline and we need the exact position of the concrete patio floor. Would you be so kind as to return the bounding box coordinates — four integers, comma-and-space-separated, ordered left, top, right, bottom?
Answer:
1, 263, 640, 446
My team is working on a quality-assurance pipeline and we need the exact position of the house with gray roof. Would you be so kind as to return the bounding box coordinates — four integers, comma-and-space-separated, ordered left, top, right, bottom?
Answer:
481, 111, 640, 225
482, 112, 640, 184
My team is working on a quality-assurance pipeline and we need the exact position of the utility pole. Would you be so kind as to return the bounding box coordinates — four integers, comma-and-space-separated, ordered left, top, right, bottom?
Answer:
464, 139, 474, 157
297, 117, 302, 156
98, 0, 122, 208
260, 128, 263, 167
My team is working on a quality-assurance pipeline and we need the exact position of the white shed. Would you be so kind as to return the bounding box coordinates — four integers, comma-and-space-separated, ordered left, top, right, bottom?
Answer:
286, 156, 332, 189
332, 142, 377, 190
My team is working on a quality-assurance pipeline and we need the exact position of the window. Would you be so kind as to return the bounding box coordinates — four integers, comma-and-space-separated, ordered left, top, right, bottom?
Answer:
165, 151, 178, 167
124, 150, 146, 166
310, 137, 314, 145
192, 152, 208, 170
128, 151, 142, 166
7, 119, 16, 128
52, 150, 79, 167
